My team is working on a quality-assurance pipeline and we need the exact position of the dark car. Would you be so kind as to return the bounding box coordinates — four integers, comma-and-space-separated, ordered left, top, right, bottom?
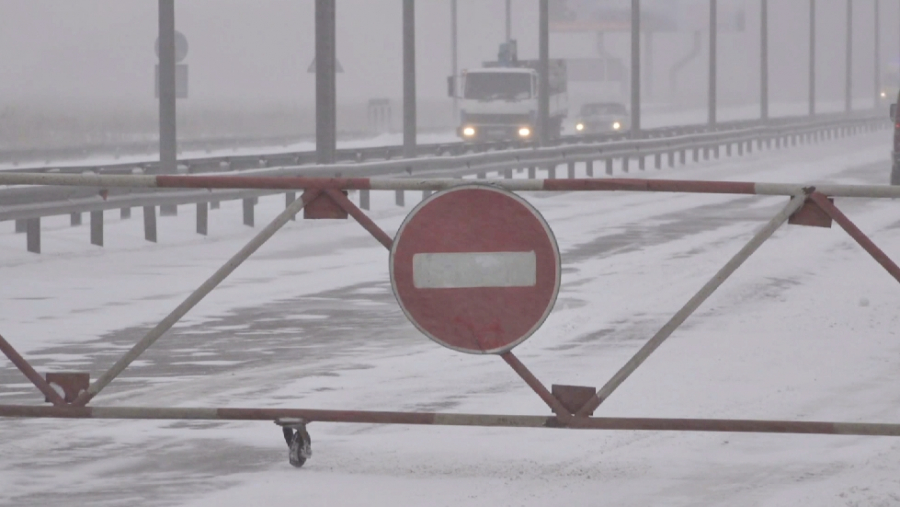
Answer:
574, 102, 629, 134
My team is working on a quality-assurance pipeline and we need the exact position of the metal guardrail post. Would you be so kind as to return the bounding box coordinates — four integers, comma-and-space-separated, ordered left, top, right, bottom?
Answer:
90, 211, 103, 247
14, 219, 26, 234
567, 162, 575, 179
285, 192, 297, 221
120, 208, 131, 219
196, 202, 208, 236
586, 160, 594, 177
143, 206, 157, 243
243, 198, 255, 227
395, 190, 405, 207
26, 218, 40, 254
70, 212, 82, 226
359, 189, 370, 210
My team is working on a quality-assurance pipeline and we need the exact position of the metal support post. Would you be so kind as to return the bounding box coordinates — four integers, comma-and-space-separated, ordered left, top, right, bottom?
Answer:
70, 212, 82, 226
158, 0, 177, 174
403, 0, 417, 158
631, 0, 641, 135
26, 218, 40, 254
708, 0, 717, 125
90, 211, 103, 247
14, 219, 26, 233
761, 0, 768, 121
143, 206, 157, 243
395, 190, 405, 207
315, 0, 337, 164
539, 0, 551, 145
120, 207, 131, 219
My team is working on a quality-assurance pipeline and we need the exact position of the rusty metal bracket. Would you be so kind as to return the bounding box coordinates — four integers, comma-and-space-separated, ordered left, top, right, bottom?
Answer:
303, 189, 349, 219
789, 196, 834, 228
45, 373, 90, 404
551, 385, 597, 417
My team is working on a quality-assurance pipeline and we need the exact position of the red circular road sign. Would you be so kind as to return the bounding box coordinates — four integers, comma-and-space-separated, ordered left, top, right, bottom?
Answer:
390, 185, 561, 355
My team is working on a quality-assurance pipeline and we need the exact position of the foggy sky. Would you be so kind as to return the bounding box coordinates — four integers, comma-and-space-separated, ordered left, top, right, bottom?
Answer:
0, 0, 896, 112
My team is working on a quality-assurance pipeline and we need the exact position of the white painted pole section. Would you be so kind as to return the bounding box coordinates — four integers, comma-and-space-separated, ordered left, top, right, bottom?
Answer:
413, 251, 537, 289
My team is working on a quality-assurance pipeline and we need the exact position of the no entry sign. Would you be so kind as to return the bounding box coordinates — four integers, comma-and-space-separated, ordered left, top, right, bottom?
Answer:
390, 185, 560, 354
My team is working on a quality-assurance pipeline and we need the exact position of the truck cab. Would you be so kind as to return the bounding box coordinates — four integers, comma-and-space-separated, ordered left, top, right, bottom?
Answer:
450, 41, 567, 142
459, 68, 538, 142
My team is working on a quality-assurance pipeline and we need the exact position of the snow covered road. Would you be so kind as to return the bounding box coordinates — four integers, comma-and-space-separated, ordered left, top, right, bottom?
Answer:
2, 132, 900, 506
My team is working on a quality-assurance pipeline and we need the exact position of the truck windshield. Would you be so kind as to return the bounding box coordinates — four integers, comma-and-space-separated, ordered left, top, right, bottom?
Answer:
464, 73, 532, 100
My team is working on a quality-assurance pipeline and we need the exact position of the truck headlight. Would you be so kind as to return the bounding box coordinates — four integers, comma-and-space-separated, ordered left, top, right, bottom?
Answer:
882, 91, 888, 98
575, 123, 585, 132
612, 121, 622, 130
518, 127, 531, 137
463, 126, 476, 137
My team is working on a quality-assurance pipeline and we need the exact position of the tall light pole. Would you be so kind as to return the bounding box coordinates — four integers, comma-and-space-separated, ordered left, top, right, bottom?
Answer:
845, 0, 852, 113
760, 0, 768, 121
874, 0, 881, 109
538, 0, 550, 145
809, 0, 816, 116
506, 0, 512, 42
708, 0, 717, 125
451, 0, 458, 123
403, 0, 416, 158
631, 0, 641, 135
315, 0, 337, 164
158, 0, 176, 174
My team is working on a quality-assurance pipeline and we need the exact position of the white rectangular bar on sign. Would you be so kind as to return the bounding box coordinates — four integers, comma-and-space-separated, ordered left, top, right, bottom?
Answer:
413, 251, 537, 289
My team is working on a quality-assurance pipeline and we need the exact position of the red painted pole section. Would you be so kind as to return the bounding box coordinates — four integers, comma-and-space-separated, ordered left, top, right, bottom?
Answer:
325, 188, 394, 250
0, 333, 66, 406
809, 193, 900, 284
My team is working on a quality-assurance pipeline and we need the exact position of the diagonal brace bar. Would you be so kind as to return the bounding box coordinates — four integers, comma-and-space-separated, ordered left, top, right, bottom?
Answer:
0, 333, 66, 406
576, 193, 808, 417
501, 352, 572, 421
72, 190, 322, 406
324, 188, 394, 250
808, 192, 900, 284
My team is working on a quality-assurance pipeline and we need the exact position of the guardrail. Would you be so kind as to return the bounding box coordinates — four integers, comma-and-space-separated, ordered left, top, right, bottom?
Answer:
0, 110, 888, 253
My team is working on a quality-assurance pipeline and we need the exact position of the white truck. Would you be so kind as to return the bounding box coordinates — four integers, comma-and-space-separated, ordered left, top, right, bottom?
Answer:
450, 43, 568, 142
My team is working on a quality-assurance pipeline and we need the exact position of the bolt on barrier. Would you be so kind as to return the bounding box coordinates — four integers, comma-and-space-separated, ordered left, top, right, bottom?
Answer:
1, 172, 900, 467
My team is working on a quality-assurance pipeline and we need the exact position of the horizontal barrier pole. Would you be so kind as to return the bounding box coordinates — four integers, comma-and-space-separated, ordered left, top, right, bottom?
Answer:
4, 173, 900, 199
1, 404, 899, 437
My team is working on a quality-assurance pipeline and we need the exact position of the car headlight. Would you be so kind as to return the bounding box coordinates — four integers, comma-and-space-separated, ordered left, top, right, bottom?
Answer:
518, 127, 531, 137
612, 121, 622, 130
575, 123, 585, 132
882, 91, 888, 98
463, 126, 476, 137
